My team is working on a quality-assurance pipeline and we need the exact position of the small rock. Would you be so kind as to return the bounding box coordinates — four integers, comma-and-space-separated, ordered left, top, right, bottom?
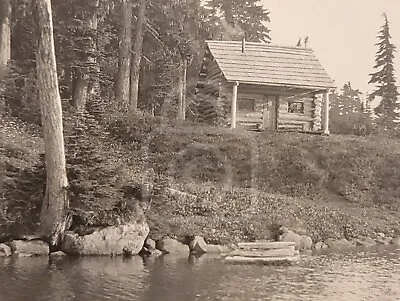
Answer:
324, 238, 354, 250
352, 236, 376, 248
9, 240, 49, 257
313, 242, 328, 250
299, 235, 313, 250
375, 237, 392, 245
144, 238, 156, 250
205, 244, 224, 254
391, 237, 400, 245
123, 246, 135, 257
189, 236, 208, 254
0, 243, 12, 257
149, 249, 163, 257
49, 251, 67, 258
279, 227, 301, 249
279, 227, 312, 250
156, 237, 189, 254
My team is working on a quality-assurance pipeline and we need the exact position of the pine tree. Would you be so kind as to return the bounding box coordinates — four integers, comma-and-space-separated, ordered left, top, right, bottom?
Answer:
368, 13, 399, 128
204, 0, 270, 43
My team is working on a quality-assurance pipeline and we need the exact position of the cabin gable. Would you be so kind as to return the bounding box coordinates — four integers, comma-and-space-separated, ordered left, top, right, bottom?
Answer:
197, 40, 335, 133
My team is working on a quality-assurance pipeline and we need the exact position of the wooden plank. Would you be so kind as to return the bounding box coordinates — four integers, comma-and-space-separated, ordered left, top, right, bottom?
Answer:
238, 241, 296, 249
229, 248, 298, 258
225, 256, 299, 265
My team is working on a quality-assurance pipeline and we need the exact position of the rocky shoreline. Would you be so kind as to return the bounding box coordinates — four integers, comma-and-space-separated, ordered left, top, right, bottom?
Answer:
1, 224, 400, 259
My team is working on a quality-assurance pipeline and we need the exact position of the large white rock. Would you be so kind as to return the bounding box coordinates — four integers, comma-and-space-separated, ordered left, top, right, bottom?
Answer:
9, 240, 49, 256
62, 221, 149, 256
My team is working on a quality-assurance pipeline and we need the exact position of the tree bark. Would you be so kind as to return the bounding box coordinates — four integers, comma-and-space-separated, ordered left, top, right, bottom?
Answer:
0, 0, 11, 68
129, 0, 146, 113
36, 0, 69, 249
115, 0, 133, 112
177, 57, 187, 121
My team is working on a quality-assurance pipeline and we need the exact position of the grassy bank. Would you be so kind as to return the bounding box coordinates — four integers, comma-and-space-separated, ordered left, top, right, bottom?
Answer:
2, 116, 400, 244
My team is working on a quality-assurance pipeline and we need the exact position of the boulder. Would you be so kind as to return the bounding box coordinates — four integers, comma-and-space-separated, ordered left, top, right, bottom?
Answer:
49, 251, 67, 258
149, 249, 163, 257
299, 235, 313, 250
391, 237, 400, 245
156, 238, 189, 254
206, 244, 230, 254
189, 236, 208, 254
0, 243, 12, 257
62, 221, 149, 256
279, 227, 312, 250
352, 236, 376, 248
144, 238, 156, 250
313, 241, 328, 250
324, 238, 354, 250
9, 240, 49, 256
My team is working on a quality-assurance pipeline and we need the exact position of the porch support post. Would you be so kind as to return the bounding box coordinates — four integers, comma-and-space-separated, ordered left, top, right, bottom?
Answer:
323, 89, 330, 134
231, 81, 239, 129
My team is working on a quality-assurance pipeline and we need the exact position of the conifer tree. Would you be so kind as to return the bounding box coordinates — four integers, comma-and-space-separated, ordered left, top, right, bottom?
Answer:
368, 13, 399, 128
204, 0, 270, 43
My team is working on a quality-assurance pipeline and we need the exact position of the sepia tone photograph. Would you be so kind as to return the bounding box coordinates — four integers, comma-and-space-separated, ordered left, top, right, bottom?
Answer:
1, 0, 400, 300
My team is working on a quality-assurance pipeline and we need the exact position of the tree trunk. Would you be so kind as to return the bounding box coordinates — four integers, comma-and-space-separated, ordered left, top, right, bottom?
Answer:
177, 57, 187, 121
36, 0, 69, 249
115, 0, 133, 112
129, 0, 146, 113
72, 73, 89, 112
72, 0, 99, 113
0, 0, 11, 68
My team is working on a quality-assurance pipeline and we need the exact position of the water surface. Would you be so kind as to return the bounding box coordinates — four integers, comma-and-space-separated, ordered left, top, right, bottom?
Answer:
1, 246, 399, 301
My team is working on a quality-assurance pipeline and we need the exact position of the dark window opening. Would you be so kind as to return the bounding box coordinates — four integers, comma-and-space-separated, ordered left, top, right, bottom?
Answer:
238, 98, 255, 111
288, 101, 304, 114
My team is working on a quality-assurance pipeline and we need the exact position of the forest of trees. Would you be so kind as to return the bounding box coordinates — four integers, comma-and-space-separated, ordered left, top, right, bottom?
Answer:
330, 13, 399, 135
0, 0, 272, 247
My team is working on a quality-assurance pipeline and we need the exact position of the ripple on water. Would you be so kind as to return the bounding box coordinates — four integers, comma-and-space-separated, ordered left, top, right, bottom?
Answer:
0, 248, 400, 301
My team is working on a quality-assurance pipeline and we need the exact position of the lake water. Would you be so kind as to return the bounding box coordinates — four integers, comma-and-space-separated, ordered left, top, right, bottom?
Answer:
1, 246, 400, 301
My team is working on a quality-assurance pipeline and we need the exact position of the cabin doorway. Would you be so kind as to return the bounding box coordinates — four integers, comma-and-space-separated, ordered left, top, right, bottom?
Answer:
262, 95, 277, 129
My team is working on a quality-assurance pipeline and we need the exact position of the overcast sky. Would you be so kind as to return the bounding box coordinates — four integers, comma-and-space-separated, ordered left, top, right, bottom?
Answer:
262, 0, 400, 97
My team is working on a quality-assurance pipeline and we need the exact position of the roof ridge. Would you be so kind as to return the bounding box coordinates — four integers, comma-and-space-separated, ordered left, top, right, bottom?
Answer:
205, 40, 313, 52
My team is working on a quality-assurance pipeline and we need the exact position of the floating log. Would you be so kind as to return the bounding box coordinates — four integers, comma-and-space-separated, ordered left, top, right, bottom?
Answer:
238, 241, 296, 250
225, 256, 299, 265
228, 248, 299, 258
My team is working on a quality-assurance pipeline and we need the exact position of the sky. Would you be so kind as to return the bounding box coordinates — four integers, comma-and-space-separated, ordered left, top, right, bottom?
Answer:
262, 0, 400, 97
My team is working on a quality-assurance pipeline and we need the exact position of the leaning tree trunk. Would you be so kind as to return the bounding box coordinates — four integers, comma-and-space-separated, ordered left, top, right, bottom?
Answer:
0, 0, 11, 68
129, 0, 146, 113
115, 0, 133, 112
36, 0, 69, 249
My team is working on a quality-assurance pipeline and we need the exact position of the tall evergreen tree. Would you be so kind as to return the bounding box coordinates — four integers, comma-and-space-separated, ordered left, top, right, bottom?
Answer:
368, 13, 399, 128
204, 0, 270, 43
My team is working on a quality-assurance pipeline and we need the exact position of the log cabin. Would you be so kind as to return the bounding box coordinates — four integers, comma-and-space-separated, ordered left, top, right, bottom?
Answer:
197, 40, 336, 133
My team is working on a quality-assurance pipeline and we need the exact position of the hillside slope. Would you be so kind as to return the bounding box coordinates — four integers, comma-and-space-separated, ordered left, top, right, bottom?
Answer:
2, 118, 400, 244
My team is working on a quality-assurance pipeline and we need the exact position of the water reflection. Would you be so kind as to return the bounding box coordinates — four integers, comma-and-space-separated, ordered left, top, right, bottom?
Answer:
0, 246, 400, 301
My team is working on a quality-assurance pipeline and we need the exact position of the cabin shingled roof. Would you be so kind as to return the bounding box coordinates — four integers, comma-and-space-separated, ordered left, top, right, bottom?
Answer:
206, 40, 336, 90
